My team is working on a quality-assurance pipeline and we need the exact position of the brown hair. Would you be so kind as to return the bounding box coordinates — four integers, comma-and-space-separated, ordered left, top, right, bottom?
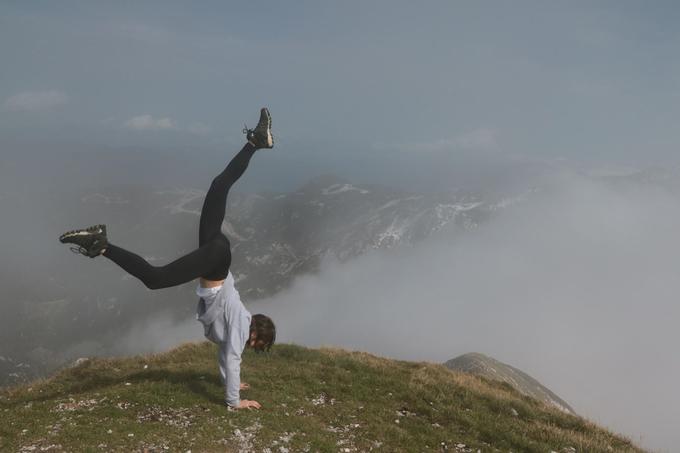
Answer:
250, 314, 276, 352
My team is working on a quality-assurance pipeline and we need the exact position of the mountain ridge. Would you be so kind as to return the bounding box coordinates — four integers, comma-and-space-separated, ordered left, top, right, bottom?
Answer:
444, 352, 575, 415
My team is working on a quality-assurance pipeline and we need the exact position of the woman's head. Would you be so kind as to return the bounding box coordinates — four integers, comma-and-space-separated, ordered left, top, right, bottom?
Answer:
248, 314, 276, 351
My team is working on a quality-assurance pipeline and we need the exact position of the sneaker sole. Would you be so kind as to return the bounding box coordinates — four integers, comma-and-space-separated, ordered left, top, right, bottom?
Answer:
59, 225, 106, 242
260, 108, 273, 148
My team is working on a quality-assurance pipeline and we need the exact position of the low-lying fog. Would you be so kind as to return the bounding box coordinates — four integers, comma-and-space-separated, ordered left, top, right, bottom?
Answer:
111, 171, 680, 452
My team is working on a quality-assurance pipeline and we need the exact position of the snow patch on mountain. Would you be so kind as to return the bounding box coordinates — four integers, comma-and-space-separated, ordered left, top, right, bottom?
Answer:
376, 220, 409, 247
377, 199, 402, 211
322, 184, 370, 195
156, 189, 204, 215
221, 220, 247, 242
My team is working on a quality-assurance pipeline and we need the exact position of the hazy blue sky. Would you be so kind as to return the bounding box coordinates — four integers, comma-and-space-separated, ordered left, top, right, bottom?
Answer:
2, 1, 680, 184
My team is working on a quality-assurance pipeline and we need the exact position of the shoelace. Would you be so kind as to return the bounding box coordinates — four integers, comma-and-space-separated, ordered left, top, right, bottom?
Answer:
242, 123, 275, 144
69, 245, 89, 256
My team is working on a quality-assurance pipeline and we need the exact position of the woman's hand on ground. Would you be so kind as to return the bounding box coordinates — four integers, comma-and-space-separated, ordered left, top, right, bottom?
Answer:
240, 382, 250, 390
237, 399, 261, 410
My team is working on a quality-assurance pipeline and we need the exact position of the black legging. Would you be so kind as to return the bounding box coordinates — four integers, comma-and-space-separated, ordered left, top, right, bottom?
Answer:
103, 143, 256, 289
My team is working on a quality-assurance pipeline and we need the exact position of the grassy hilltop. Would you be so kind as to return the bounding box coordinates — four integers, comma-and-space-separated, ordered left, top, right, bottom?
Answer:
1, 343, 644, 452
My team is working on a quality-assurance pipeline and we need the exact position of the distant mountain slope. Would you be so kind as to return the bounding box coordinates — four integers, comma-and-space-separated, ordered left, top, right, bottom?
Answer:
219, 175, 490, 297
444, 352, 575, 415
57, 174, 494, 297
0, 343, 643, 453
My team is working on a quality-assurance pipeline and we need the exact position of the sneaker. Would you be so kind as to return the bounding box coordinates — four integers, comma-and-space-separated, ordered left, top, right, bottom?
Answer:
59, 224, 108, 258
243, 108, 273, 149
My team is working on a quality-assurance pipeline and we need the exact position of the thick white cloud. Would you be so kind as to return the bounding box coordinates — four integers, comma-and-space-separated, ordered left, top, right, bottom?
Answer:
3, 90, 68, 112
124, 114, 177, 131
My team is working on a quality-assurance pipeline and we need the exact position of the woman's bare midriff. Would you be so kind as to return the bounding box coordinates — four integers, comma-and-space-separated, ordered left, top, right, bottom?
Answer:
200, 278, 225, 288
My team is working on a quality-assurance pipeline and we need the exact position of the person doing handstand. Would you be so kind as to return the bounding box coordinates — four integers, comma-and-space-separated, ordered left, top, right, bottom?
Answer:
59, 108, 277, 410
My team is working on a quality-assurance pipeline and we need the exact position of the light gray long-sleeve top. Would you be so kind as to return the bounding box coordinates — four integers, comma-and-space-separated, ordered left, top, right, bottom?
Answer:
195, 272, 251, 407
